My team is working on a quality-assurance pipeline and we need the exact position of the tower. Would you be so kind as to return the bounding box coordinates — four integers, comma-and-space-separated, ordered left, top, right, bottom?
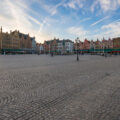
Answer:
0, 26, 2, 49
103, 37, 105, 41
0, 26, 2, 33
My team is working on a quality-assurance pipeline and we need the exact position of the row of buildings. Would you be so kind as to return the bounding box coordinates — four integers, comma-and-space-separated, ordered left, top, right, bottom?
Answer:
74, 38, 113, 50
1, 27, 120, 54
37, 37, 120, 54
74, 37, 120, 53
37, 39, 74, 55
0, 27, 37, 54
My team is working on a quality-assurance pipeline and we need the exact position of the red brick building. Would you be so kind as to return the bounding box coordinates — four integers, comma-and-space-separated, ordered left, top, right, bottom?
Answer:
95, 39, 102, 49
43, 38, 59, 54
83, 39, 90, 49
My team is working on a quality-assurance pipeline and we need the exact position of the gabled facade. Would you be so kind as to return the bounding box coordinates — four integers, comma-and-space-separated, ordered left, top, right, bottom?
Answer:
44, 39, 73, 54
113, 37, 120, 48
83, 39, 90, 49
0, 27, 35, 51
95, 39, 102, 49
31, 37, 37, 51
90, 40, 95, 49
107, 38, 113, 48
36, 43, 44, 54
57, 39, 73, 54
43, 38, 59, 54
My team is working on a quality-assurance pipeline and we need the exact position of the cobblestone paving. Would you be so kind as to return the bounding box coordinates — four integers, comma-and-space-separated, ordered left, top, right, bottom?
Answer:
0, 55, 120, 120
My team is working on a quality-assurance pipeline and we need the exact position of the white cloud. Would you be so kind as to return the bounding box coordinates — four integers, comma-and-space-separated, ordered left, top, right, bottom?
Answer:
0, 0, 55, 43
64, 0, 85, 9
66, 19, 120, 41
79, 17, 91, 23
91, 16, 109, 26
37, 0, 65, 16
91, 1, 98, 12
67, 1, 76, 9
101, 21, 120, 37
88, 20, 120, 40
91, 0, 120, 12
99, 0, 112, 11
67, 26, 88, 40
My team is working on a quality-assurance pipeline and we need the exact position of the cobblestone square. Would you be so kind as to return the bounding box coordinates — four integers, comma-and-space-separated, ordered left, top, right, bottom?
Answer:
0, 55, 120, 120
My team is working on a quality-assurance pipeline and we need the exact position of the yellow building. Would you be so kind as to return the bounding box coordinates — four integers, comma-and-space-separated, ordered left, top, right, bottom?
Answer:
10, 30, 21, 49
0, 27, 32, 51
0, 27, 20, 49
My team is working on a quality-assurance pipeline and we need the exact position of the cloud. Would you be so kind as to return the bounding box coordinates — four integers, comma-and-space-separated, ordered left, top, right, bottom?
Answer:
0, 0, 32, 30
87, 20, 120, 40
91, 16, 109, 26
1, 0, 120, 43
98, 0, 112, 11
67, 26, 88, 40
64, 0, 85, 9
79, 18, 91, 23
101, 21, 120, 37
91, 0, 120, 12
0, 0, 55, 43
91, 1, 98, 12
37, 0, 65, 16
109, 19, 120, 24
67, 1, 76, 9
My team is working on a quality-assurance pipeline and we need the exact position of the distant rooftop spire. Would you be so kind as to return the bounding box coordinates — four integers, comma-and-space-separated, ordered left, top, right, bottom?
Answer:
0, 26, 2, 33
103, 37, 105, 40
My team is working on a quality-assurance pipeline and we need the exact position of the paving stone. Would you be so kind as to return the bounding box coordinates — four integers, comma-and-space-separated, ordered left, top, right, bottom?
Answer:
0, 55, 119, 120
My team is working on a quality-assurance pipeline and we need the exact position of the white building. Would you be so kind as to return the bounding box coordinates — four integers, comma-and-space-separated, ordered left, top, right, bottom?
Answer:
31, 37, 37, 53
65, 40, 74, 53
57, 41, 63, 54
37, 43, 44, 54
57, 40, 74, 54
39, 44, 44, 54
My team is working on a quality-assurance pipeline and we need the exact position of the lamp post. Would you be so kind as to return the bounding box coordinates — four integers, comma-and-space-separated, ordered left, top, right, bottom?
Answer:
0, 27, 2, 53
103, 45, 104, 56
75, 37, 79, 61
104, 46, 107, 57
93, 42, 95, 55
49, 43, 50, 54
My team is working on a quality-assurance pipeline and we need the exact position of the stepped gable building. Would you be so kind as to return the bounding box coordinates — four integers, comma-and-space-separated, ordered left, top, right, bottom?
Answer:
102, 37, 108, 49
57, 39, 74, 54
113, 37, 120, 49
44, 38, 59, 54
102, 37, 113, 49
36, 43, 44, 54
10, 30, 21, 49
43, 38, 74, 54
74, 40, 84, 51
0, 27, 33, 51
18, 32, 32, 49
90, 40, 95, 49
95, 39, 102, 49
79, 40, 84, 50
83, 39, 90, 49
0, 27, 15, 49
107, 38, 113, 49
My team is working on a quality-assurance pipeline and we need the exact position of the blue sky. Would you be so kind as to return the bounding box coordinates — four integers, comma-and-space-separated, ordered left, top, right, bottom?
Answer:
0, 0, 120, 43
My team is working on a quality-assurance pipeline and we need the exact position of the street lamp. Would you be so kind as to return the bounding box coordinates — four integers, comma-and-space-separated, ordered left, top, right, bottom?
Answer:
104, 46, 107, 57
75, 37, 79, 61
